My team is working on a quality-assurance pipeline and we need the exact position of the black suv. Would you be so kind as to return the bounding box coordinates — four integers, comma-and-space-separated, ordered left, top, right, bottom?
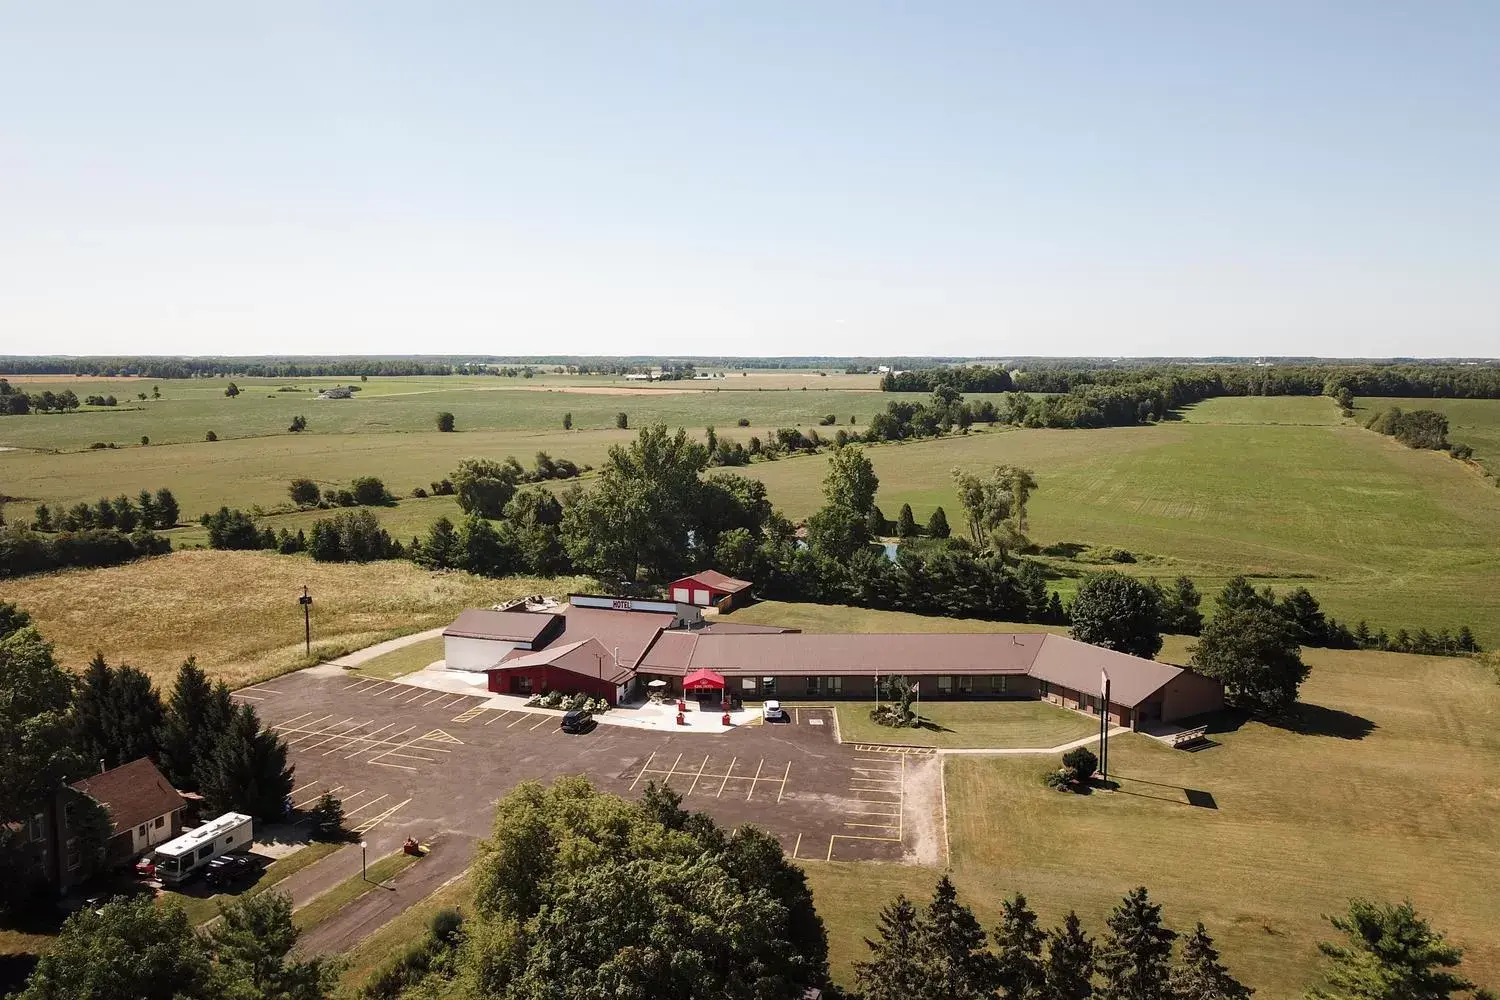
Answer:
203, 853, 256, 888
560, 709, 594, 734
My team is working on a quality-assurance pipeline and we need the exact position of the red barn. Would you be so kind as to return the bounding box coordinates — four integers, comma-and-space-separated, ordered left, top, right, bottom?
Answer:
668, 570, 753, 609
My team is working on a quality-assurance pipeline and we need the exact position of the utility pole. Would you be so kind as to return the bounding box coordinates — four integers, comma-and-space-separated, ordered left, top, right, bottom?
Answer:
299, 586, 313, 657
1099, 669, 1111, 783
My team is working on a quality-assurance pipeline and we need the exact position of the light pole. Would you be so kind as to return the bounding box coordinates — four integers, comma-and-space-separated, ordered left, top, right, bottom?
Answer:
360, 840, 368, 881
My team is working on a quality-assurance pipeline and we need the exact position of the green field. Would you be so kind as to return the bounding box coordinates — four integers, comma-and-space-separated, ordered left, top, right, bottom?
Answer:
833, 700, 1099, 749
354, 636, 447, 680
734, 398, 1500, 645
795, 638, 1500, 997
1358, 396, 1500, 475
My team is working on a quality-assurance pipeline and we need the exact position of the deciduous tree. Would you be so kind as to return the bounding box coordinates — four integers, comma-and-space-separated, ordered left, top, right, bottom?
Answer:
1068, 572, 1164, 659
1190, 606, 1309, 716
451, 457, 523, 518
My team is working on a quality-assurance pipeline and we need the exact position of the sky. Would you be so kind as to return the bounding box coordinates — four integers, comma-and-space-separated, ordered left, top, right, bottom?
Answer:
1, 2, 1496, 359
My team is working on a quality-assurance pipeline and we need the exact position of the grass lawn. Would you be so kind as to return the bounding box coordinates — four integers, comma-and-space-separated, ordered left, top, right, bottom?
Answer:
337, 875, 472, 994
1, 550, 590, 688
834, 700, 1099, 749
800, 644, 1500, 997
356, 635, 446, 680
292, 851, 419, 932
158, 840, 344, 925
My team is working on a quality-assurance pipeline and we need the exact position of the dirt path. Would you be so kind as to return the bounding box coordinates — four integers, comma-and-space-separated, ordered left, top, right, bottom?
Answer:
901, 756, 945, 867
320, 627, 445, 669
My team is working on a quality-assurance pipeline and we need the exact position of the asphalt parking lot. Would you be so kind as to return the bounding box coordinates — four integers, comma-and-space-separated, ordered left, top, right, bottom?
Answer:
234, 669, 944, 868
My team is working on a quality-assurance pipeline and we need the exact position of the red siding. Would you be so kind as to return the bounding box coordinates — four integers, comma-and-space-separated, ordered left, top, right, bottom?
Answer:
486, 665, 619, 705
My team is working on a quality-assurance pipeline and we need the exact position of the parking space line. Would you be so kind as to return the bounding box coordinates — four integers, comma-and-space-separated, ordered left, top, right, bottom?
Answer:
507, 712, 530, 728
326, 722, 391, 756
283, 716, 335, 743
372, 760, 418, 771
341, 790, 367, 803
845, 821, 900, 829
275, 711, 315, 729
686, 756, 711, 795
529, 715, 551, 731
793, 833, 802, 860
296, 718, 361, 752
396, 687, 426, 705
746, 758, 764, 801
343, 678, 375, 693
361, 727, 416, 765
418, 691, 447, 707
485, 710, 512, 725
349, 725, 410, 759
629, 751, 657, 791
353, 797, 411, 836
716, 757, 738, 797
231, 691, 265, 701
452, 705, 488, 723
343, 793, 387, 817
777, 762, 791, 803
294, 785, 344, 809
288, 780, 320, 799
847, 806, 900, 815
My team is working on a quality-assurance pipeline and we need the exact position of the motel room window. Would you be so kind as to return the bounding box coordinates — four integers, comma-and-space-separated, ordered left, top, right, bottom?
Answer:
937, 675, 952, 694
65, 838, 80, 871
957, 675, 973, 695
762, 677, 777, 696
826, 676, 842, 696
742, 678, 756, 692
155, 816, 165, 828
806, 676, 821, 696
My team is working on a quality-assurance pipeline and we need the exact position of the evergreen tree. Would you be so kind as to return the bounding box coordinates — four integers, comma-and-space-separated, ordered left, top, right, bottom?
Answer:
33, 503, 52, 531
1215, 575, 1265, 614
898, 503, 918, 538
563, 411, 572, 430
866, 505, 887, 538
72, 657, 165, 771
1171, 923, 1252, 1000
994, 892, 1047, 1000
1046, 591, 1068, 625
1456, 625, 1478, 653
853, 895, 937, 1000
200, 703, 294, 821
71, 653, 114, 771
158, 658, 211, 789
1043, 911, 1095, 1000
925, 875, 1002, 1000
928, 506, 952, 539
309, 793, 346, 842
153, 488, 180, 528
1310, 899, 1480, 1000
111, 495, 139, 532
415, 516, 461, 570
135, 489, 157, 526
1096, 886, 1178, 1000
457, 513, 514, 577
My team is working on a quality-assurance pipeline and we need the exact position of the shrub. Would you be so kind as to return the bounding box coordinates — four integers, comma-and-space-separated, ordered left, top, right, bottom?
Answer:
436, 411, 456, 432
736, 417, 750, 427
819, 414, 836, 425
287, 414, 307, 432
411, 487, 428, 498
1084, 546, 1135, 564
1044, 768, 1074, 791
1061, 746, 1098, 781
205, 430, 218, 441
1451, 442, 1474, 460
350, 476, 394, 506
140, 436, 149, 446
288, 478, 321, 507
616, 412, 629, 429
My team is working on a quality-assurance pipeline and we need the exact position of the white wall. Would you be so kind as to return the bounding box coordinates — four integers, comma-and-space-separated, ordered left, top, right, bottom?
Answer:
444, 635, 518, 672
128, 813, 175, 855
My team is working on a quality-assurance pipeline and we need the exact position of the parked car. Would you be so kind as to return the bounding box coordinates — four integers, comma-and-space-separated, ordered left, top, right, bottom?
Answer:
763, 700, 787, 722
133, 855, 157, 879
203, 853, 256, 888
560, 709, 594, 734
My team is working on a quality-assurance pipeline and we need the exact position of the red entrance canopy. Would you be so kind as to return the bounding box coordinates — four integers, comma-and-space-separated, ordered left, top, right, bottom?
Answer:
683, 668, 726, 690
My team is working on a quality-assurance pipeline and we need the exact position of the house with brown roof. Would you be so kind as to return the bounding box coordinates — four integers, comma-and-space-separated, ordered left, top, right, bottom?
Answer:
457, 583, 1223, 727
71, 758, 185, 865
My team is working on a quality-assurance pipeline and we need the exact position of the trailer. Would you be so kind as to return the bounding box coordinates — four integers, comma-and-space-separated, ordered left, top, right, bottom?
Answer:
149, 812, 253, 885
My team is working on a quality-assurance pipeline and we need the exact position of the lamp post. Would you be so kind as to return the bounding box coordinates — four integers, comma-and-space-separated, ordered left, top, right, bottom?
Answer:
360, 840, 368, 881
299, 586, 313, 657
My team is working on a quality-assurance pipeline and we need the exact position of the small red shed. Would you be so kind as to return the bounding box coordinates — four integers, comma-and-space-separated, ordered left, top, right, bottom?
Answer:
668, 570, 753, 610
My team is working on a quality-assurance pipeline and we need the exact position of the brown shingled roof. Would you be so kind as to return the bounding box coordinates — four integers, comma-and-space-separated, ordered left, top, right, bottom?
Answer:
640, 632, 1045, 677
675, 570, 752, 594
500, 638, 635, 684
443, 609, 559, 643
1028, 634, 1184, 707
71, 758, 183, 838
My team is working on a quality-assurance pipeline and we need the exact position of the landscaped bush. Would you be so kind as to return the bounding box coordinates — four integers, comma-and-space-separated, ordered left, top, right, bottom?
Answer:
1061, 746, 1098, 779
868, 704, 916, 728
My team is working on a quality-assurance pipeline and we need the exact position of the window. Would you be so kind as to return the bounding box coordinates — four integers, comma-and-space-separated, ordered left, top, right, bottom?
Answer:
137, 824, 147, 837
957, 675, 973, 694
198, 845, 213, 860
513, 675, 533, 696
226, 835, 235, 845
761, 676, 777, 696
65, 838, 80, 871
805, 676, 821, 697
28, 814, 43, 843
1039, 681, 1049, 697
991, 675, 1009, 694
826, 676, 842, 696
937, 676, 952, 694
742, 678, 756, 692
154, 816, 165, 829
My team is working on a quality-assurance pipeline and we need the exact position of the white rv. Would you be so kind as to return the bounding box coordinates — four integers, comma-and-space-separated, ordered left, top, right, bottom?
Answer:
150, 812, 253, 885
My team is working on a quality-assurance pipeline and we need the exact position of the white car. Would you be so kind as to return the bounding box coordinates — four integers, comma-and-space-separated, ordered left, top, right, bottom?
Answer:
762, 700, 787, 722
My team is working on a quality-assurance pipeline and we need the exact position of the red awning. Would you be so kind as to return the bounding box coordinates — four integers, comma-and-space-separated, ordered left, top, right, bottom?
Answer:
683, 668, 726, 690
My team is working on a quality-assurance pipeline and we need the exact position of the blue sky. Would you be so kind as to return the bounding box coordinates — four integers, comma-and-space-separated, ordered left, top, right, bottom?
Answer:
1, 2, 1495, 357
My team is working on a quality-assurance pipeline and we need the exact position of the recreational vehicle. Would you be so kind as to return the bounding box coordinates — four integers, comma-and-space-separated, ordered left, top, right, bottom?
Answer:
149, 812, 253, 885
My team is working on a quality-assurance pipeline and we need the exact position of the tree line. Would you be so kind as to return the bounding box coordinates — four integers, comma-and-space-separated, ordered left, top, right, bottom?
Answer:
0, 381, 81, 415
1363, 406, 1479, 462
0, 604, 293, 918
882, 362, 1500, 400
